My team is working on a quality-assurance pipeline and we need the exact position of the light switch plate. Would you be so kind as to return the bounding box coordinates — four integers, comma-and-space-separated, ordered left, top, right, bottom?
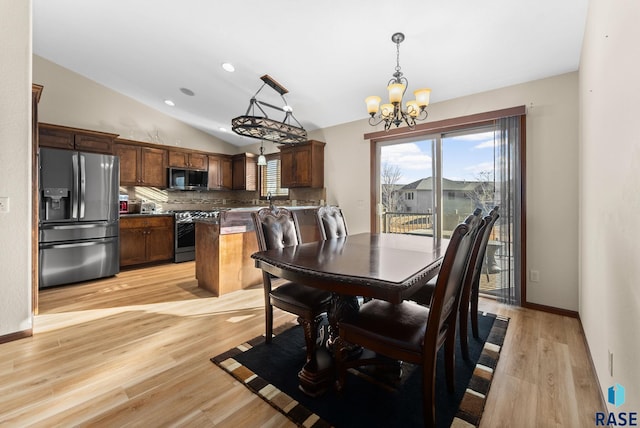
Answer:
0, 197, 9, 213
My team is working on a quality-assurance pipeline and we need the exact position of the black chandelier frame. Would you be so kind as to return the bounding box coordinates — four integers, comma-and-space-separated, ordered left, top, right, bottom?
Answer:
231, 75, 307, 145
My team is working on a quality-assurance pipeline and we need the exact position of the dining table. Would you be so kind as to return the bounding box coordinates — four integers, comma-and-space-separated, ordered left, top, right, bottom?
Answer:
251, 232, 448, 396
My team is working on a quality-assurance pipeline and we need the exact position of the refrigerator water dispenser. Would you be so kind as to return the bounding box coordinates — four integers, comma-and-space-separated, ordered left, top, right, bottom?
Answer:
43, 187, 70, 221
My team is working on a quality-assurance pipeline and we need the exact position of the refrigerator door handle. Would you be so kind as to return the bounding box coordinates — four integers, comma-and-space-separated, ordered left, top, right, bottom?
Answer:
72, 153, 79, 219
80, 154, 86, 219
41, 222, 109, 230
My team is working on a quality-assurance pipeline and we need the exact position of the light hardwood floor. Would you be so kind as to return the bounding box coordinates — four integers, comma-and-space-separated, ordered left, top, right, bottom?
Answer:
1, 262, 604, 427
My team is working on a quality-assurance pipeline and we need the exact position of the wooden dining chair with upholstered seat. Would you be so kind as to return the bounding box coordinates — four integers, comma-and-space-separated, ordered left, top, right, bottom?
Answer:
334, 215, 483, 428
464, 206, 499, 340
251, 206, 332, 365
408, 206, 499, 359
315, 205, 348, 239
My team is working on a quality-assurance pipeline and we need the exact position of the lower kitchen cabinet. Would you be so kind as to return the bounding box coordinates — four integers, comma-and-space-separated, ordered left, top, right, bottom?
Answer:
120, 216, 174, 267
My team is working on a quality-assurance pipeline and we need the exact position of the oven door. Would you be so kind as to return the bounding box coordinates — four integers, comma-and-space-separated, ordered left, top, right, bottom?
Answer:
175, 220, 196, 262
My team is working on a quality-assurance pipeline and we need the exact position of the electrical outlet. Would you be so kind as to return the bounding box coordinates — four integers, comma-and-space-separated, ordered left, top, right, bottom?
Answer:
529, 269, 540, 282
0, 197, 9, 213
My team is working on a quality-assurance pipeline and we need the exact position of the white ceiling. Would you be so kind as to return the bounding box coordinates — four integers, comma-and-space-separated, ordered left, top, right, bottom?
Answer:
32, 0, 589, 147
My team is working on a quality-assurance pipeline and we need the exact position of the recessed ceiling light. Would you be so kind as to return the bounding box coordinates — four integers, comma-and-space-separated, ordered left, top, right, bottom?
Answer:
219, 127, 227, 132
164, 99, 175, 106
180, 87, 195, 96
221, 63, 235, 72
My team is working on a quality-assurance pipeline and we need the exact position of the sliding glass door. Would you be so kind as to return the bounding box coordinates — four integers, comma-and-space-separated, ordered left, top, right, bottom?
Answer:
375, 119, 521, 304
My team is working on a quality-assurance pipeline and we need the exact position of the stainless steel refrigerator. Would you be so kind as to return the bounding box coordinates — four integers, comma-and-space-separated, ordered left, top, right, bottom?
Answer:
39, 147, 120, 288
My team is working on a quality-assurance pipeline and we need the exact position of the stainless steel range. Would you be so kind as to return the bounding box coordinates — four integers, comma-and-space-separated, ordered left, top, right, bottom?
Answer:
170, 210, 219, 262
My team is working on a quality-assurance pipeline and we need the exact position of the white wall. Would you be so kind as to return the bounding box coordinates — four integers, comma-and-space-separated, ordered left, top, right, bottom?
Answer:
580, 0, 640, 411
311, 72, 580, 311
33, 55, 239, 155
0, 0, 33, 335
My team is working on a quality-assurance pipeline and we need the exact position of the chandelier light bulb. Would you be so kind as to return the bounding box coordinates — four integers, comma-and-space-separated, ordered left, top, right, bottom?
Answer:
414, 88, 431, 107
365, 96, 382, 115
381, 104, 394, 119
257, 142, 267, 166
406, 100, 419, 117
387, 83, 405, 104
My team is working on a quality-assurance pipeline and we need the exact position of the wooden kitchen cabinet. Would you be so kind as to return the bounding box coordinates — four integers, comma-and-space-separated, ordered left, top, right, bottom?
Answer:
114, 140, 167, 187
39, 123, 118, 154
169, 150, 208, 170
232, 153, 257, 191
279, 140, 325, 188
208, 154, 233, 190
120, 216, 174, 267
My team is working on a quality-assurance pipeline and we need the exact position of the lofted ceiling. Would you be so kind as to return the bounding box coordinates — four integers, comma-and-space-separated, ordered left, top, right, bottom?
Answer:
32, 0, 589, 147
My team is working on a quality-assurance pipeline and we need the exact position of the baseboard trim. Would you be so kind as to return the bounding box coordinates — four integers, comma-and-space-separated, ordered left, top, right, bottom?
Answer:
523, 301, 579, 318
576, 314, 608, 413
0, 329, 33, 344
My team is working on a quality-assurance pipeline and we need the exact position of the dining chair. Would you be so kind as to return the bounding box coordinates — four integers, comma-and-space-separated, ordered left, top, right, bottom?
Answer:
315, 205, 348, 239
334, 215, 482, 428
315, 204, 371, 312
408, 207, 499, 359
466, 206, 500, 339
251, 206, 332, 365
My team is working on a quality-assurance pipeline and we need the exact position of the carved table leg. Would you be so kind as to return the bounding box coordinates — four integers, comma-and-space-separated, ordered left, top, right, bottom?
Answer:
297, 293, 361, 396
297, 315, 334, 397
326, 293, 360, 352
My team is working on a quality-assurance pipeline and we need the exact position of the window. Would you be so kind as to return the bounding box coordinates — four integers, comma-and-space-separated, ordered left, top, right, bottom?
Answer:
259, 153, 289, 198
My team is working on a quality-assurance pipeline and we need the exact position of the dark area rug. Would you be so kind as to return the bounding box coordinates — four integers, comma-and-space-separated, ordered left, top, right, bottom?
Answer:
211, 312, 509, 428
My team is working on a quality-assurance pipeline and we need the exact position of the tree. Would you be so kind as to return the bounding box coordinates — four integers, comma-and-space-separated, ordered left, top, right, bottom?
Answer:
465, 170, 495, 213
381, 162, 403, 211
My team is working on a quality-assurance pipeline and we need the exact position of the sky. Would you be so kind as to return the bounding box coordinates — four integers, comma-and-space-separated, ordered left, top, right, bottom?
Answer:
380, 129, 496, 184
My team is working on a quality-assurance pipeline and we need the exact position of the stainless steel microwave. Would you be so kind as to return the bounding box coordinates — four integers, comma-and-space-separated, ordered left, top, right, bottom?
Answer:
168, 168, 208, 190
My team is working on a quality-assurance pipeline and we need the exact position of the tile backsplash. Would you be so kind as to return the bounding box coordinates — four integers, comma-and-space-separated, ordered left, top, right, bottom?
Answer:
120, 186, 326, 212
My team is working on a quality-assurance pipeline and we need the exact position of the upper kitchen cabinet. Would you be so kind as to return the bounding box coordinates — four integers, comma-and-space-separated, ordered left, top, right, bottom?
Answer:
279, 140, 325, 188
208, 154, 233, 190
232, 153, 257, 191
114, 139, 167, 187
38, 123, 118, 155
168, 150, 208, 170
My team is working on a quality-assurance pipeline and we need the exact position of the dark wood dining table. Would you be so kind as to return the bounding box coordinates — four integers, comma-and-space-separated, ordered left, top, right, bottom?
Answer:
251, 232, 448, 396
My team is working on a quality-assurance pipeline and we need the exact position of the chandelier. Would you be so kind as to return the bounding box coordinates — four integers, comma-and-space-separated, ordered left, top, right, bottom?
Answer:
365, 32, 431, 130
232, 75, 307, 145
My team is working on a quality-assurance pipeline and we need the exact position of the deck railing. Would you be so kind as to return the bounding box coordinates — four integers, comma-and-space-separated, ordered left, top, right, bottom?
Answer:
382, 212, 434, 235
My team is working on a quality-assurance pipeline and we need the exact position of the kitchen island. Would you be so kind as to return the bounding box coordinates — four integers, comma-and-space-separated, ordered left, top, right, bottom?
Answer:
195, 206, 320, 296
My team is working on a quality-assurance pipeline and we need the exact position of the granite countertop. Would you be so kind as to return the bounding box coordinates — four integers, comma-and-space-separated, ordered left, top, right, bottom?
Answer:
225, 206, 320, 212
120, 213, 174, 218
194, 206, 320, 234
